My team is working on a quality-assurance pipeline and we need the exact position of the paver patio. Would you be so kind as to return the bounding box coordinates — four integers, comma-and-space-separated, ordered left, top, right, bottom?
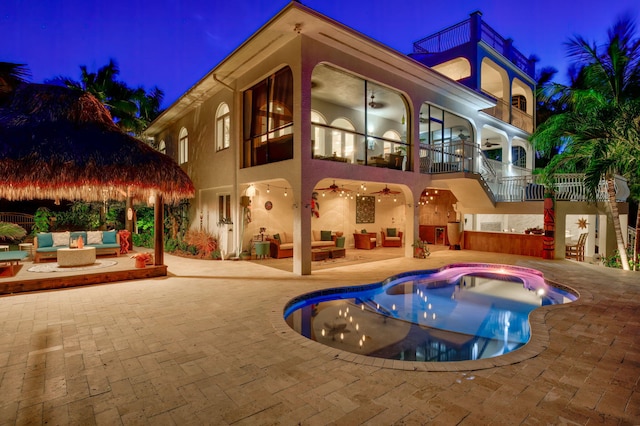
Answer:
0, 248, 638, 424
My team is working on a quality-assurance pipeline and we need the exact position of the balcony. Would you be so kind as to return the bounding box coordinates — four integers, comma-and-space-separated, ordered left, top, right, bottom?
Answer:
480, 93, 534, 133
412, 13, 535, 78
420, 141, 630, 204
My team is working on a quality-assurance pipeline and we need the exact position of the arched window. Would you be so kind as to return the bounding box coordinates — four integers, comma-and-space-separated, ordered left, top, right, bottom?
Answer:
158, 140, 166, 154
178, 127, 188, 164
311, 110, 327, 157
512, 145, 526, 168
216, 103, 230, 151
382, 130, 401, 155
330, 118, 355, 160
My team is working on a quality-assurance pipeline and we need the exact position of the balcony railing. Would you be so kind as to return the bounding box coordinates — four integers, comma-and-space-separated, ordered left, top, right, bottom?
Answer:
480, 93, 534, 133
498, 174, 629, 202
420, 141, 630, 203
413, 16, 535, 77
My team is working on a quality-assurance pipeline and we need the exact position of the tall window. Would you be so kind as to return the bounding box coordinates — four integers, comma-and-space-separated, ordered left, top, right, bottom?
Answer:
218, 194, 231, 224
311, 110, 327, 157
512, 146, 526, 168
243, 67, 293, 167
158, 140, 166, 154
178, 127, 188, 164
216, 103, 230, 151
330, 118, 355, 160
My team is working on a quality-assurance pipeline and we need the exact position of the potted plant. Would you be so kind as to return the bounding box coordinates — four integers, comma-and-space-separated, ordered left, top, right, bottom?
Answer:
411, 239, 430, 258
131, 252, 153, 268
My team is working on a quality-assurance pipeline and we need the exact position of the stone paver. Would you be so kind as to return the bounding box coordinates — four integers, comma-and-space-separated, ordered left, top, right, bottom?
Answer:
0, 250, 639, 425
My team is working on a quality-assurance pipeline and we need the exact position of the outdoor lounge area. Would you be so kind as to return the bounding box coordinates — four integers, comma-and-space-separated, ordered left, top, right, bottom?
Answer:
0, 248, 638, 423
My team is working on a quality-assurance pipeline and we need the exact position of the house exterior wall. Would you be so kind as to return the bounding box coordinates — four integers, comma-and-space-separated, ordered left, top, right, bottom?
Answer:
144, 3, 627, 271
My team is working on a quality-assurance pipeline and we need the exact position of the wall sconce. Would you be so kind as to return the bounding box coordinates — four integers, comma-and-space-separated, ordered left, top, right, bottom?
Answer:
245, 184, 256, 197
267, 184, 270, 194
284, 188, 288, 197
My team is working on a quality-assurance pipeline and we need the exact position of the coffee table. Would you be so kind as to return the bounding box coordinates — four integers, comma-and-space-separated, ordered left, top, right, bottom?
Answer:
327, 247, 346, 259
311, 249, 330, 261
57, 247, 96, 267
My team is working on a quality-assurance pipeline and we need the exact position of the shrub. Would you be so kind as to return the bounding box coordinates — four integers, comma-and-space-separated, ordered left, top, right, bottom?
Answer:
603, 247, 637, 270
0, 222, 27, 242
132, 232, 154, 248
183, 230, 218, 258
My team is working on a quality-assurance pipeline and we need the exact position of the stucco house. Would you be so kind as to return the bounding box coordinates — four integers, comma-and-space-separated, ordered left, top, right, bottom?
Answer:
144, 2, 629, 275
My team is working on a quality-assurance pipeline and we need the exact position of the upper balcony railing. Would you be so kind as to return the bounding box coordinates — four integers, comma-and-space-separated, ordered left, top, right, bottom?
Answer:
413, 14, 535, 78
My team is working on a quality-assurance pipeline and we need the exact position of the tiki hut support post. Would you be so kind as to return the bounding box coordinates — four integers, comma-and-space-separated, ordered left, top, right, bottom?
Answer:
125, 190, 134, 249
154, 193, 164, 266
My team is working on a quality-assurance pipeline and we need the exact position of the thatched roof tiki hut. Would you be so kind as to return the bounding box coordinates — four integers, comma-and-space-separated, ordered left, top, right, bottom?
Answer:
0, 83, 195, 268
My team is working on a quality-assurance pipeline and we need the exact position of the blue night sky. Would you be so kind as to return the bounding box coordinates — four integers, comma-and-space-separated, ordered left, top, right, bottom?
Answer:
3, 0, 638, 108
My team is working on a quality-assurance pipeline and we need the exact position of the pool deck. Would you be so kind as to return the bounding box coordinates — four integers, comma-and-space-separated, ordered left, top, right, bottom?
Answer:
0, 248, 639, 424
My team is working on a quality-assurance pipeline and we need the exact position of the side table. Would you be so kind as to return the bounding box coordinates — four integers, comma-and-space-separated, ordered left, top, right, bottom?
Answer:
254, 241, 270, 259
18, 243, 33, 260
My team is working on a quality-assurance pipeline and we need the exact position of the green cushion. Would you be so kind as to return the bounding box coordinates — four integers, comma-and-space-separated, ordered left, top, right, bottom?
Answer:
361, 229, 367, 234
273, 233, 281, 243
37, 232, 53, 248
102, 230, 117, 244
387, 228, 397, 237
321, 230, 332, 241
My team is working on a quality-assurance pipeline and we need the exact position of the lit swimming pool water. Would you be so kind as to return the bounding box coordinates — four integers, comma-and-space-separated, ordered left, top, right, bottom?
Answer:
284, 263, 577, 362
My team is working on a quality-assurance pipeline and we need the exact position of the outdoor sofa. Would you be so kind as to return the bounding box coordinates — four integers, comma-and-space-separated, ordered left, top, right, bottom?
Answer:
33, 230, 120, 263
267, 230, 337, 259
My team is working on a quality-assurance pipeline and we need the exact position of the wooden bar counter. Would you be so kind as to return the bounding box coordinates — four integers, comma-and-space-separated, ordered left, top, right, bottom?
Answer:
462, 230, 543, 257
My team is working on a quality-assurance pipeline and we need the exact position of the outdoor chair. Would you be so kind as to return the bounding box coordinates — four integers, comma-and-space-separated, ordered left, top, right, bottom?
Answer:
565, 232, 588, 261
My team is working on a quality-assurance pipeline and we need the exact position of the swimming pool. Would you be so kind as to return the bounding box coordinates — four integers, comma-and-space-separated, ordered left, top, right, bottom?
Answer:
284, 263, 577, 362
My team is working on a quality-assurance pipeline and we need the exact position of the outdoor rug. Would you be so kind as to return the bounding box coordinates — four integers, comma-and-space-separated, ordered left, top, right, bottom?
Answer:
27, 260, 118, 273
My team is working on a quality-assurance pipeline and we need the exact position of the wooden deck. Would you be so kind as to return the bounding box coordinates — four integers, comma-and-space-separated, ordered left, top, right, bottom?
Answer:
0, 253, 167, 295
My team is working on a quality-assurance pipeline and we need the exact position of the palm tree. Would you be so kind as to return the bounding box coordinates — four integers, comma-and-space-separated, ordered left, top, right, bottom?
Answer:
532, 15, 640, 270
0, 62, 30, 103
60, 59, 164, 135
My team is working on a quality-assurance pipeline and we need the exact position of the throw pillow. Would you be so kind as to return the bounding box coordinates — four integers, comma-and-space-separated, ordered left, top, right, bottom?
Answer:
321, 230, 332, 241
273, 233, 281, 244
102, 230, 117, 244
312, 230, 321, 241
282, 232, 290, 243
52, 231, 70, 247
87, 231, 103, 245
361, 229, 367, 234
387, 228, 397, 237
37, 232, 53, 248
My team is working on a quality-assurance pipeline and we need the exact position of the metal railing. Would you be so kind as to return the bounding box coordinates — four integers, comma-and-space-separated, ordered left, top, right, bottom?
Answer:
413, 20, 471, 54
497, 174, 629, 202
413, 17, 534, 77
0, 212, 34, 230
420, 142, 630, 203
480, 93, 534, 133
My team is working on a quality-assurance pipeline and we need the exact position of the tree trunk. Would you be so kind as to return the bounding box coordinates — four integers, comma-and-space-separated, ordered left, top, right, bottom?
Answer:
635, 204, 640, 271
607, 178, 630, 270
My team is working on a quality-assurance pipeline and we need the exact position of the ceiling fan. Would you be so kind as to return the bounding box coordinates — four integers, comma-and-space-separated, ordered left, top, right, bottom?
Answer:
483, 138, 501, 148
368, 93, 385, 109
370, 185, 401, 196
315, 180, 352, 193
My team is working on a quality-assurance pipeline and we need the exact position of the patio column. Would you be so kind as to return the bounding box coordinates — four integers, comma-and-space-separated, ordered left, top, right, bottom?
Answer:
154, 194, 164, 266
542, 194, 555, 259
